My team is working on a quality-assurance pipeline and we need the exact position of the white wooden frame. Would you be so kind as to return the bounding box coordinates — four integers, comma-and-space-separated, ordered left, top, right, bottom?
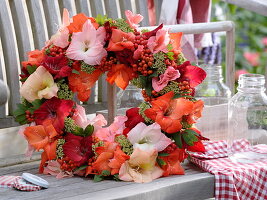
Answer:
107, 21, 235, 123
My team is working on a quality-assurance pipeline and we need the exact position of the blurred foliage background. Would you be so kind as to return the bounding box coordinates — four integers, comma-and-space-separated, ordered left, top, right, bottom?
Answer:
211, 0, 267, 82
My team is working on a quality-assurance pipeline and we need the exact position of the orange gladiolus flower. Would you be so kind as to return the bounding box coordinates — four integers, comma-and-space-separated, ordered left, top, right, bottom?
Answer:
106, 64, 133, 90
186, 100, 204, 125
160, 148, 186, 177
91, 142, 129, 175
22, 49, 45, 68
68, 69, 102, 102
24, 121, 58, 173
67, 13, 99, 33
169, 32, 182, 51
144, 92, 194, 134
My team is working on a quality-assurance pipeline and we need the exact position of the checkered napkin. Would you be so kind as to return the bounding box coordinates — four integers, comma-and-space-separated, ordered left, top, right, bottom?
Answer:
0, 176, 41, 191
190, 140, 267, 200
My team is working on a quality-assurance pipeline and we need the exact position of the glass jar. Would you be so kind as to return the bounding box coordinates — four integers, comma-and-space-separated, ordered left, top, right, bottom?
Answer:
195, 64, 231, 105
228, 74, 267, 163
195, 64, 231, 141
117, 84, 144, 109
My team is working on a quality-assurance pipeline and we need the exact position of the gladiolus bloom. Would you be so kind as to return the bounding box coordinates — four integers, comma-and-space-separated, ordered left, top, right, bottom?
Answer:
91, 142, 129, 175
106, 29, 135, 51
125, 10, 143, 29
67, 13, 99, 33
119, 148, 163, 183
20, 66, 58, 102
66, 20, 107, 65
127, 122, 172, 151
147, 29, 170, 53
22, 49, 44, 68
106, 64, 134, 90
145, 92, 194, 134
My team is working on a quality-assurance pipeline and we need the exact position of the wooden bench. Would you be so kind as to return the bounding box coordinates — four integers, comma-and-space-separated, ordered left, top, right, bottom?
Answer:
0, 1, 237, 199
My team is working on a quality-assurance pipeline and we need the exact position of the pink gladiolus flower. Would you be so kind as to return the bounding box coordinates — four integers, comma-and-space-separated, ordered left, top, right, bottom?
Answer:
133, 45, 144, 59
43, 160, 73, 179
94, 116, 127, 142
125, 10, 143, 29
20, 66, 58, 102
66, 20, 107, 65
152, 66, 180, 92
244, 52, 260, 66
147, 29, 170, 53
72, 105, 107, 131
46, 9, 71, 48
235, 69, 248, 81
262, 37, 267, 46
127, 122, 172, 151
119, 148, 163, 183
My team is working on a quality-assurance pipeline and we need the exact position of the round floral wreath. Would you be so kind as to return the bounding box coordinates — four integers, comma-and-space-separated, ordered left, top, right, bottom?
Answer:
15, 9, 207, 183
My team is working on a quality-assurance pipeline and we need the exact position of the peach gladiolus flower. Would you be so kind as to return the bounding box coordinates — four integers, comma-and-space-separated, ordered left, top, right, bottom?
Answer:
66, 20, 107, 65
119, 148, 163, 183
145, 92, 194, 134
90, 142, 129, 175
43, 160, 73, 179
106, 29, 135, 51
147, 29, 170, 53
67, 13, 99, 33
125, 10, 143, 29
244, 52, 260, 66
46, 8, 70, 48
20, 66, 58, 102
152, 66, 180, 92
106, 64, 134, 90
127, 122, 172, 151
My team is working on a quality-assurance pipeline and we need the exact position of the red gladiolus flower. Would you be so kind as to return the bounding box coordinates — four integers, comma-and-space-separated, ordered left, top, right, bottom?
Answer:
107, 29, 135, 51
42, 55, 72, 79
143, 24, 163, 38
34, 97, 74, 133
185, 128, 206, 153
123, 107, 144, 136
159, 148, 186, 176
115, 49, 135, 65
177, 61, 206, 87
63, 133, 93, 166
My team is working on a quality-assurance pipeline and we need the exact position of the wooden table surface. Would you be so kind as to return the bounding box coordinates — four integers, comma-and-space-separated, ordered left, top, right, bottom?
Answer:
0, 161, 214, 200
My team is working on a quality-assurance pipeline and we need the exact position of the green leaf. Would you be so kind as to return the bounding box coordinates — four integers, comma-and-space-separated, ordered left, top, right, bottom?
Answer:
101, 170, 111, 176
182, 131, 198, 146
148, 71, 158, 78
93, 175, 104, 182
13, 108, 26, 117
74, 165, 88, 171
16, 104, 27, 111
184, 129, 200, 137
113, 174, 121, 181
158, 152, 169, 157
27, 65, 37, 74
167, 44, 173, 51
72, 69, 80, 75
31, 99, 42, 109
172, 132, 183, 148
84, 124, 94, 136
73, 127, 84, 137
15, 115, 27, 123
139, 75, 147, 88
157, 158, 166, 167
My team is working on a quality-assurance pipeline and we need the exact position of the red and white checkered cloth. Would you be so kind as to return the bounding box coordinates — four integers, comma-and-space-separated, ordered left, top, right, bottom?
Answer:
0, 176, 41, 191
190, 140, 267, 200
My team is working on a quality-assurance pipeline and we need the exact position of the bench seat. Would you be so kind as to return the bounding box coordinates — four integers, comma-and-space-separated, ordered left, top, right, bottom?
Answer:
0, 161, 214, 200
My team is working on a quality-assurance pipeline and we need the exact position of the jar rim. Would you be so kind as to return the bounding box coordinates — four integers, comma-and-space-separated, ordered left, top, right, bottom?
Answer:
239, 73, 264, 80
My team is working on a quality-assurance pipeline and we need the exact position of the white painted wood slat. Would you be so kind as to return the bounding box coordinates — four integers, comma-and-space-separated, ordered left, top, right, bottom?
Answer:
104, 0, 119, 18
27, 0, 49, 49
0, 0, 21, 115
90, 0, 105, 17
119, 0, 133, 19
135, 0, 150, 26
76, 0, 92, 16
59, 0, 77, 17
9, 0, 35, 61
0, 37, 8, 118
42, 0, 62, 37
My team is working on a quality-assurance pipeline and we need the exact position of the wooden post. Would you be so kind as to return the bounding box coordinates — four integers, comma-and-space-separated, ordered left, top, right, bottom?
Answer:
107, 84, 117, 125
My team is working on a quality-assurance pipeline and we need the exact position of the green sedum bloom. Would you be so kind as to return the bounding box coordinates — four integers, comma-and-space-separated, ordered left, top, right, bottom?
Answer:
159, 81, 180, 95
111, 18, 134, 33
152, 52, 167, 74
139, 102, 154, 124
57, 80, 74, 100
81, 61, 96, 74
56, 139, 66, 159
115, 135, 133, 155
64, 117, 78, 133
92, 141, 105, 156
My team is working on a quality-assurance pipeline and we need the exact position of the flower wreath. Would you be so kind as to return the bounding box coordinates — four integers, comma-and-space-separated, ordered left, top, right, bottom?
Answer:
14, 9, 207, 183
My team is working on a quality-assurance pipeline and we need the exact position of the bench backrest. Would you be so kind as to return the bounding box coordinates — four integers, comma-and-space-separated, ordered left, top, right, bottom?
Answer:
0, 0, 164, 129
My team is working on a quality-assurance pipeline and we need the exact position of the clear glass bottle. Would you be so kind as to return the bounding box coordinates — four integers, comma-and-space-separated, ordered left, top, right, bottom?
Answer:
117, 84, 144, 109
195, 64, 231, 105
228, 74, 267, 163
195, 64, 231, 141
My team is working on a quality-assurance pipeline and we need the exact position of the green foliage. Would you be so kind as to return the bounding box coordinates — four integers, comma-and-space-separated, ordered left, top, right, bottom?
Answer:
152, 52, 167, 74
95, 14, 112, 26
138, 102, 154, 124
57, 79, 74, 100
115, 135, 133, 155
111, 18, 134, 33
80, 61, 96, 74
182, 129, 199, 146
56, 139, 65, 159
212, 1, 267, 79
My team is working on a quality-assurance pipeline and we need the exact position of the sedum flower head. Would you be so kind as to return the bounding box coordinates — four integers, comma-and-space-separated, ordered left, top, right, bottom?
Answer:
111, 18, 133, 33
80, 61, 96, 74
57, 80, 74, 100
56, 139, 66, 159
176, 52, 187, 65
139, 102, 154, 124
159, 81, 180, 95
115, 135, 133, 155
64, 117, 78, 133
152, 52, 167, 74
92, 141, 104, 156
